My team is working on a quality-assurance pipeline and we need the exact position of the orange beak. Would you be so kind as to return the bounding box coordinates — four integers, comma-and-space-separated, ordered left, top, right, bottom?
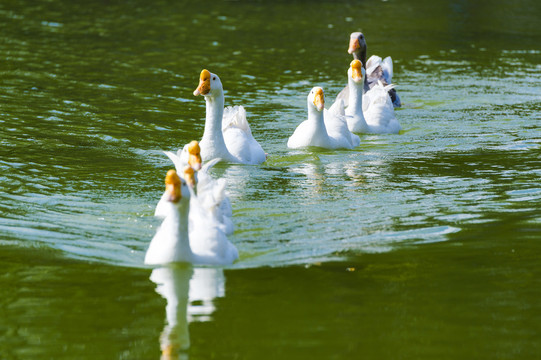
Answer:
187, 140, 202, 171
313, 87, 324, 111
350, 60, 363, 82
193, 69, 211, 96
348, 37, 360, 54
183, 166, 196, 188
165, 169, 182, 203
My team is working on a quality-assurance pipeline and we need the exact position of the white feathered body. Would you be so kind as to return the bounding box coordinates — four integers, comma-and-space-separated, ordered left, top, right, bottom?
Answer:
221, 105, 266, 164
196, 72, 266, 165
146, 195, 195, 265
158, 151, 234, 235
343, 62, 401, 135
146, 187, 238, 266
363, 82, 401, 134
186, 187, 238, 265
287, 89, 360, 150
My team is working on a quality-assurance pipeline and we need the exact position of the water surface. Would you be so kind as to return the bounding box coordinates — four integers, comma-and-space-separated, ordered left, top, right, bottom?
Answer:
0, 0, 540, 359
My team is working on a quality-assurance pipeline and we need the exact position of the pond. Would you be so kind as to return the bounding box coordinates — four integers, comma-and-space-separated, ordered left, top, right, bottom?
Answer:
0, 0, 540, 359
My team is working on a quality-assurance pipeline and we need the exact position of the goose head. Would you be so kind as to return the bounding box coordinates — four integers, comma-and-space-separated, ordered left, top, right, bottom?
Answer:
348, 32, 367, 67
307, 87, 325, 112
182, 165, 196, 189
164, 169, 191, 204
348, 59, 366, 87
186, 140, 202, 171
193, 69, 223, 98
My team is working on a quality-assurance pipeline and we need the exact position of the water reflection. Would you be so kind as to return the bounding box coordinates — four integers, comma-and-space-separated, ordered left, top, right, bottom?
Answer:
150, 265, 225, 359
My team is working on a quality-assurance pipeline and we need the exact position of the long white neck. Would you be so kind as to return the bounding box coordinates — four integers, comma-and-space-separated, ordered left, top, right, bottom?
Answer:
200, 93, 232, 161
346, 77, 369, 132
166, 202, 194, 263
347, 78, 365, 117
307, 105, 331, 146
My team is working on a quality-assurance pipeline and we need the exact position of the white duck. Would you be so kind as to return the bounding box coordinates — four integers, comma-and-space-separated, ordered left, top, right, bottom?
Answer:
343, 59, 401, 134
287, 87, 360, 150
145, 169, 238, 266
160, 140, 234, 235
192, 69, 266, 165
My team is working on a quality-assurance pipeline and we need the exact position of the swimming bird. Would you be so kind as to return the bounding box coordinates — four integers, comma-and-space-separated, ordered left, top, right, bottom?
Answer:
161, 140, 234, 235
343, 60, 401, 134
145, 169, 238, 266
287, 86, 360, 150
343, 59, 370, 133
336, 32, 401, 108
156, 140, 203, 218
193, 69, 266, 165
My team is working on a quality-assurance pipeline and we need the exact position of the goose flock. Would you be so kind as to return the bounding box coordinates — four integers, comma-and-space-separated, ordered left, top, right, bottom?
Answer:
145, 32, 402, 267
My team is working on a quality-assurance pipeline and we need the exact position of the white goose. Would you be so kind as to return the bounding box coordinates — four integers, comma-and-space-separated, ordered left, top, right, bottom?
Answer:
344, 59, 370, 133
287, 87, 360, 150
344, 59, 401, 134
160, 140, 234, 235
193, 69, 266, 165
145, 169, 238, 266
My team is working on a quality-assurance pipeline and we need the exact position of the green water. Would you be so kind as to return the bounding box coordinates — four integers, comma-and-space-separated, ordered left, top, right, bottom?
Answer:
1, 0, 540, 358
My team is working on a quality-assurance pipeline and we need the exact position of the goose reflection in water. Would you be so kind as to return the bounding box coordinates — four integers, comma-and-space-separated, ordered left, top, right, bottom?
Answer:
150, 265, 226, 359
